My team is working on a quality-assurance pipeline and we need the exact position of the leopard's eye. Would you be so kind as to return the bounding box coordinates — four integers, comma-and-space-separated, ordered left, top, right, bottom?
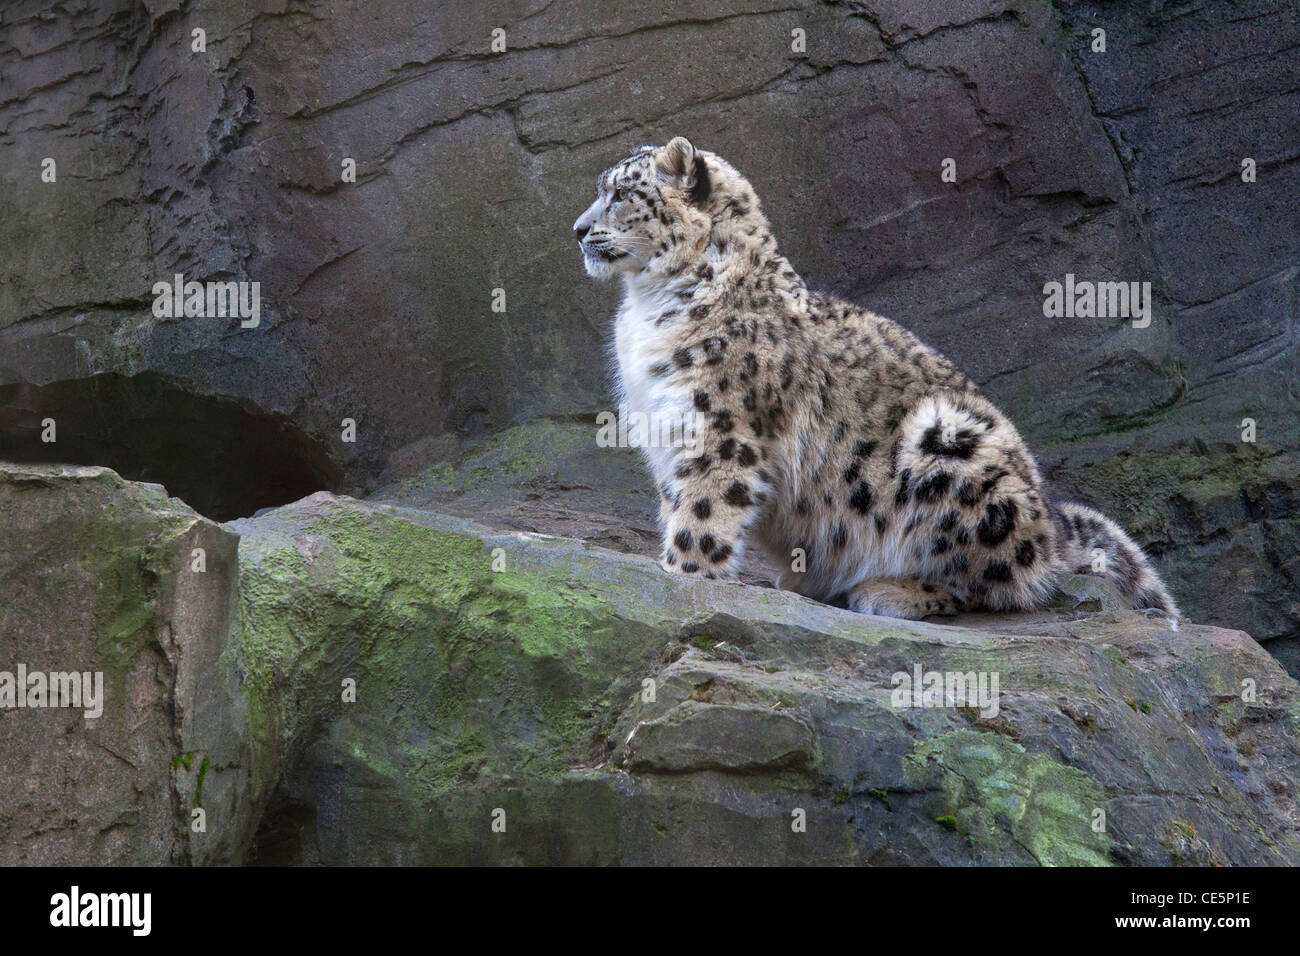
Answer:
613, 186, 628, 202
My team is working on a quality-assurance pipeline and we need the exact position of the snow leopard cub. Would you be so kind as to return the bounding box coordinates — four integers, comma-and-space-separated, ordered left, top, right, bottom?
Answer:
573, 137, 1178, 623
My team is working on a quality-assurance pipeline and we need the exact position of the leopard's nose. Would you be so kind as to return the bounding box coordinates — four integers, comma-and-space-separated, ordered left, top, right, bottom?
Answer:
574, 224, 590, 242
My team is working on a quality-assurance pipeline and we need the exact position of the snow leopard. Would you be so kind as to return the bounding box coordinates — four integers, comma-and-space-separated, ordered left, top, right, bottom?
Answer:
573, 136, 1179, 624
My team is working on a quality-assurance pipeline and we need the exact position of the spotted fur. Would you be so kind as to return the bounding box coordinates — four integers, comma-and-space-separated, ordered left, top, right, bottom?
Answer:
573, 137, 1180, 625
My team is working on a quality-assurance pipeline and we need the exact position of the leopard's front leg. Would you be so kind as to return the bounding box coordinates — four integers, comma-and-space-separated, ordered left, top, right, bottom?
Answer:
658, 439, 767, 579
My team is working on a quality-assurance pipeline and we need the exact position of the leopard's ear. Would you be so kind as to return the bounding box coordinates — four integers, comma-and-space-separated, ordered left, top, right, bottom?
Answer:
656, 136, 711, 204
655, 136, 695, 178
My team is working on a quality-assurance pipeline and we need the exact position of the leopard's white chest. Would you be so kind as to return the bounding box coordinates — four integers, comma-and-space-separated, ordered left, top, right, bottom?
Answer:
612, 282, 695, 486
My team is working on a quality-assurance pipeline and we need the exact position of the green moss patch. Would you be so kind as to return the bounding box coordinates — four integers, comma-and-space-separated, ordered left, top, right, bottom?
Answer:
237, 501, 671, 799
905, 730, 1112, 866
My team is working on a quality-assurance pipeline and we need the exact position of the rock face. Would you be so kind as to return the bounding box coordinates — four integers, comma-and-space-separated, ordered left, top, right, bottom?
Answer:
0, 464, 259, 864
1, 1, 1296, 653
3, 464, 1298, 865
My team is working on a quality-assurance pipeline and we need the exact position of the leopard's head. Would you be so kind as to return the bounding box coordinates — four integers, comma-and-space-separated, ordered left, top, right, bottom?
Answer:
572, 137, 722, 281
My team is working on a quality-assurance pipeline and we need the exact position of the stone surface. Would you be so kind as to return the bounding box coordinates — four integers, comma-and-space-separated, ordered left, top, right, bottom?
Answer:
1, 1, 1295, 652
4, 464, 1298, 865
0, 463, 257, 865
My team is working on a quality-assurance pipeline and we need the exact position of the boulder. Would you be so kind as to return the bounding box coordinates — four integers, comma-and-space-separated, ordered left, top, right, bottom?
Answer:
0, 463, 256, 864
3, 463, 1297, 865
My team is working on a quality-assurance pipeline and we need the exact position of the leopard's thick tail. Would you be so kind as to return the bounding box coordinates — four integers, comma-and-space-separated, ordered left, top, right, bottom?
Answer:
1050, 500, 1180, 627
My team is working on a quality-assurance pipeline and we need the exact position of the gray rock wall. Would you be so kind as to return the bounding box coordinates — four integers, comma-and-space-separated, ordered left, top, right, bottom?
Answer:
1, 2, 1296, 643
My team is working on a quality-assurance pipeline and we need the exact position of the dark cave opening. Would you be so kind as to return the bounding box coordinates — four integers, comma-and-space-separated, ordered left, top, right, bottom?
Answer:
0, 372, 343, 522
248, 793, 317, 865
